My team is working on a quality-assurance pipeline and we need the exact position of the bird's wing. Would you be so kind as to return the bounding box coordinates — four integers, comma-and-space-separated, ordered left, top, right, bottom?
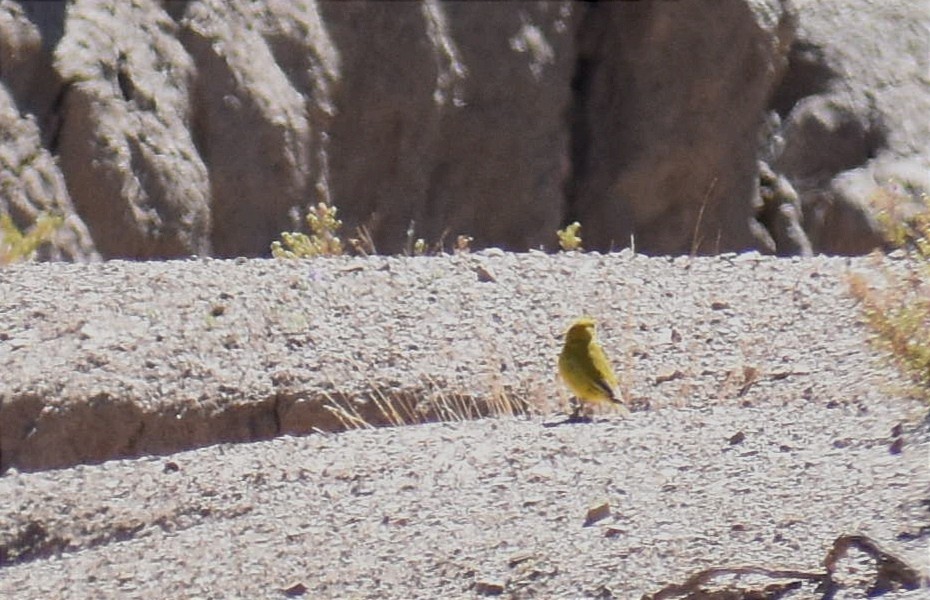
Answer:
589, 344, 620, 400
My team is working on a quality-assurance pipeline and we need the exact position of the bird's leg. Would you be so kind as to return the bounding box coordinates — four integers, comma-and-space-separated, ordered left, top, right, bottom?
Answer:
541, 397, 592, 427
568, 396, 581, 419
566, 397, 592, 423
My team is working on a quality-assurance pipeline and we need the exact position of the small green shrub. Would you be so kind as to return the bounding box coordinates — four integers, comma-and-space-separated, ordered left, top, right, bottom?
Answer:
271, 202, 345, 258
0, 212, 62, 265
557, 221, 583, 251
273, 205, 478, 258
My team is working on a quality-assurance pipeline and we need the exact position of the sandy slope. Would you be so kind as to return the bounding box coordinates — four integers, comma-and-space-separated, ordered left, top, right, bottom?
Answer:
1, 251, 927, 597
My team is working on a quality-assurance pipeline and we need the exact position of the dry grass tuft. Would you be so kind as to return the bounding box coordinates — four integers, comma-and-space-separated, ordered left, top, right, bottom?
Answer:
848, 185, 930, 398
319, 377, 538, 431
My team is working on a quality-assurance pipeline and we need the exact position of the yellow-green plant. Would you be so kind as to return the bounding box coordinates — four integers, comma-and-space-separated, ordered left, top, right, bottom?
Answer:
0, 212, 62, 265
271, 202, 345, 258
557, 221, 583, 251
402, 220, 427, 256
273, 203, 479, 258
848, 186, 930, 395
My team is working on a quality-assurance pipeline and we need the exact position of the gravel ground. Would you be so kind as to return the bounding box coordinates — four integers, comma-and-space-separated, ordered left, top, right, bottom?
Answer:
1, 251, 928, 597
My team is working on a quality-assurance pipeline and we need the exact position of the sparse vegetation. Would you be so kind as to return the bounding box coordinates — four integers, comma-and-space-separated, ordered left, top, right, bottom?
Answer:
848, 185, 930, 397
271, 202, 346, 258
317, 369, 541, 432
0, 212, 62, 266
453, 234, 473, 254
272, 204, 477, 258
272, 204, 596, 258
404, 221, 427, 256
557, 221, 583, 251
323, 385, 529, 430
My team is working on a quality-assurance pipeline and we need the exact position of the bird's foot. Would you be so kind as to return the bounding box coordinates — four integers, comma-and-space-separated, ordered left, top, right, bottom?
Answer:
564, 412, 593, 424
565, 398, 593, 423
542, 398, 593, 427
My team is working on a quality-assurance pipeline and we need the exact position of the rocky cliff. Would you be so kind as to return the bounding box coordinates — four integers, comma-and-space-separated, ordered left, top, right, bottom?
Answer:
1, 0, 928, 259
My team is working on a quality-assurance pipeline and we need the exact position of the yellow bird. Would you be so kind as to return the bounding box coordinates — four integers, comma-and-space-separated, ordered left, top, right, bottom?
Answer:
558, 317, 622, 419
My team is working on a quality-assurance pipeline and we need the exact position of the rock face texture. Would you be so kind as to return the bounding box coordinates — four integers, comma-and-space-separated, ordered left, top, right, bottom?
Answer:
54, 0, 211, 259
571, 0, 796, 255
0, 2, 96, 261
769, 0, 930, 255
321, 1, 574, 253
0, 0, 61, 137
181, 0, 335, 256
0, 0, 928, 258
0, 85, 97, 262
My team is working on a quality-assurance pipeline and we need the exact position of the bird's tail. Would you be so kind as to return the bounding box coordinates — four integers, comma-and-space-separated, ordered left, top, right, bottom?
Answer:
607, 389, 631, 417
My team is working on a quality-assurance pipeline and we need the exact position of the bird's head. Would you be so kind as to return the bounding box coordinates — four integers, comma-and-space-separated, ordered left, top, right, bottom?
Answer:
564, 317, 597, 344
